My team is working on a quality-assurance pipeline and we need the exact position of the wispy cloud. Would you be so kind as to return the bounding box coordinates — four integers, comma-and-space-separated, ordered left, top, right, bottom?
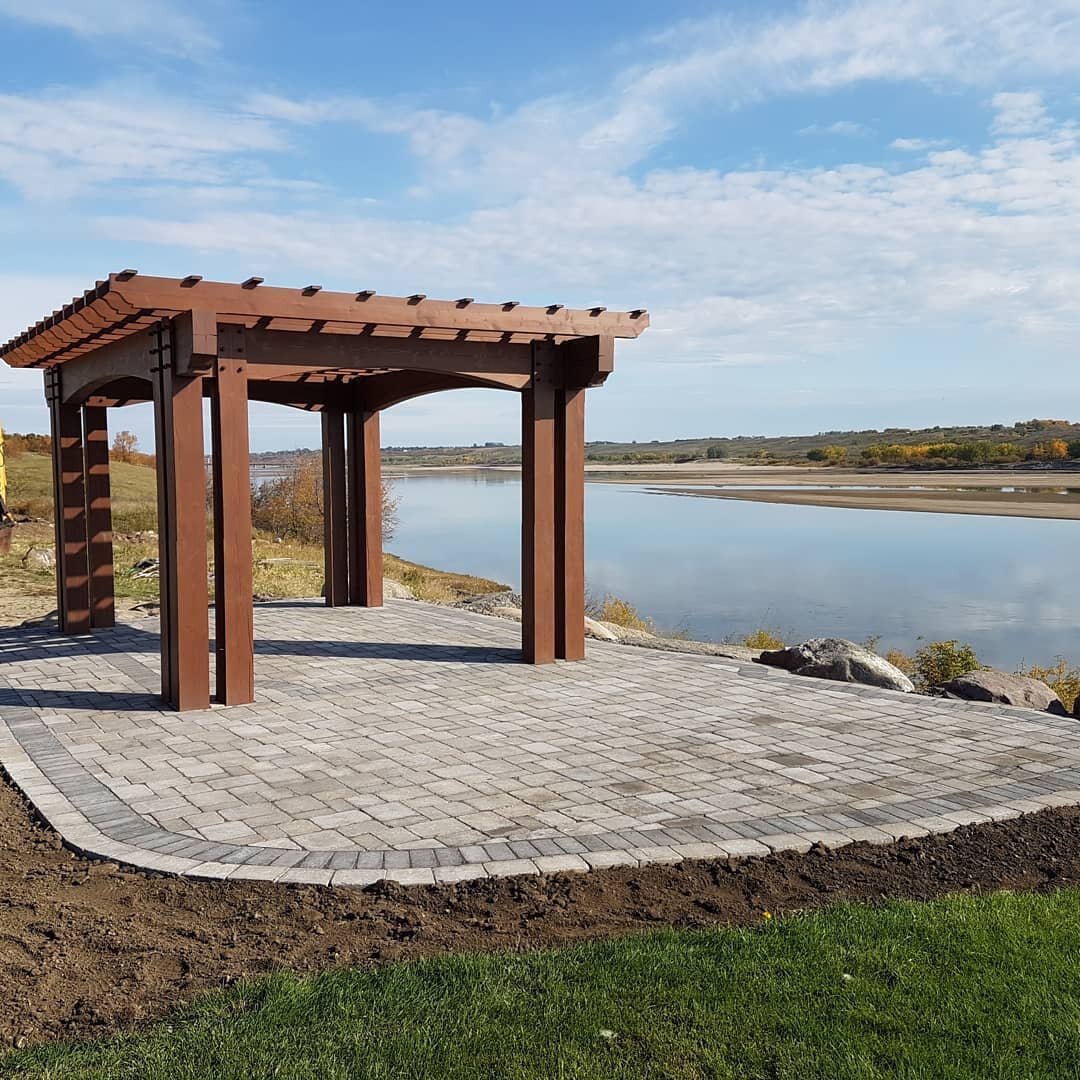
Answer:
891, 137, 952, 151
7, 0, 1080, 442
991, 90, 1053, 135
99, 97, 1080, 378
800, 121, 871, 136
0, 90, 284, 200
0, 0, 217, 56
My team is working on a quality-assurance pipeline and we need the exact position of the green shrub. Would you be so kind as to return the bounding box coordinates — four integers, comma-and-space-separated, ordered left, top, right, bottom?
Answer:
1022, 659, 1080, 712
251, 460, 398, 544
884, 648, 916, 678
911, 639, 981, 691
588, 593, 651, 632
743, 628, 785, 650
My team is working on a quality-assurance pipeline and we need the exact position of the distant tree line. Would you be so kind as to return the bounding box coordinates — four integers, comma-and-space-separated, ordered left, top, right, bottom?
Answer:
856, 439, 1080, 466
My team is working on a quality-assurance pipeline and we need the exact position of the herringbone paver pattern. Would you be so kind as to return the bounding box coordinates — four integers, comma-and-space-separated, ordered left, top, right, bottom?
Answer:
2, 598, 1079, 885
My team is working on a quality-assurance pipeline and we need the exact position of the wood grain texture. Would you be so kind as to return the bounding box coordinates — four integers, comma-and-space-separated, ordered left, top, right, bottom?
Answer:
346, 410, 384, 607
81, 406, 114, 629
49, 395, 91, 634
555, 387, 586, 661
153, 321, 210, 711
521, 371, 557, 665
211, 345, 254, 706
321, 410, 348, 607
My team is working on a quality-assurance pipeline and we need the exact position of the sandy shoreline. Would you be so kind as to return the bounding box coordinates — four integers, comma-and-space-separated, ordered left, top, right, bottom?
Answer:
648, 485, 1080, 520
383, 462, 1080, 520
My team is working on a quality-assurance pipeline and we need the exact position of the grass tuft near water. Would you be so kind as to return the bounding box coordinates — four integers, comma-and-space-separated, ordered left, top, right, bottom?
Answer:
5, 889, 1080, 1079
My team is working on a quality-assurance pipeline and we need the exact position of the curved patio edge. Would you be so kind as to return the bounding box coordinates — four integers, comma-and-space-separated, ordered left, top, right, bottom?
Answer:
3, 698, 1078, 888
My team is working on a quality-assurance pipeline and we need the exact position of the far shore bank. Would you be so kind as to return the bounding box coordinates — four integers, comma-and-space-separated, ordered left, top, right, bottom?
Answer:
382, 463, 1080, 521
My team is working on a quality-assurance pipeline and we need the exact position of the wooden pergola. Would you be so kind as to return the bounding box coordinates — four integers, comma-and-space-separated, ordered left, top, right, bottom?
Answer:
0, 272, 648, 711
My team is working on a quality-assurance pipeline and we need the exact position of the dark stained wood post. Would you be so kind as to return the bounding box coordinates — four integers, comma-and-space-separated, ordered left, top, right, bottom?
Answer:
210, 334, 255, 706
6, 277, 645, 708
346, 409, 384, 607
555, 385, 586, 660
521, 343, 559, 664
152, 320, 210, 711
82, 405, 115, 629
45, 370, 91, 635
321, 409, 348, 606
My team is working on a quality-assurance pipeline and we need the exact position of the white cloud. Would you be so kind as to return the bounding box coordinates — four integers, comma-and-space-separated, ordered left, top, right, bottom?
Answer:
96, 96, 1080, 387
991, 90, 1053, 135
891, 137, 952, 151
0, 90, 285, 199
633, 1, 1080, 105
0, 0, 217, 55
800, 121, 870, 136
7, 0, 1080, 442
242, 2, 1080, 205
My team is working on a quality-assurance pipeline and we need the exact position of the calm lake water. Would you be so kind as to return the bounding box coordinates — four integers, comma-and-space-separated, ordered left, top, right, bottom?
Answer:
389, 470, 1080, 669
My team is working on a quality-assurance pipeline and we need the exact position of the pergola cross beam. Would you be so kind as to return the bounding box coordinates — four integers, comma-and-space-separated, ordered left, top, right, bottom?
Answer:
2, 273, 648, 711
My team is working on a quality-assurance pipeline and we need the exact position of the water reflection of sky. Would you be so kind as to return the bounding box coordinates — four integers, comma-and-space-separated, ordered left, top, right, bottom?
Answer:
388, 472, 1080, 669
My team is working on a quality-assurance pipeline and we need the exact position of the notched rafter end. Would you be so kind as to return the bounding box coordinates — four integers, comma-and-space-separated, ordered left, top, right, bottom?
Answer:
241, 276, 264, 290
302, 285, 322, 296
181, 275, 203, 288
115, 269, 138, 281
356, 290, 376, 301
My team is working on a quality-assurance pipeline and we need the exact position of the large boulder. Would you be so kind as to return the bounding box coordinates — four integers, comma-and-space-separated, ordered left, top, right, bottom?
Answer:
455, 591, 522, 616
22, 546, 56, 570
383, 577, 415, 600
757, 638, 915, 693
1073, 696, 1080, 720
585, 617, 619, 642
940, 670, 1058, 712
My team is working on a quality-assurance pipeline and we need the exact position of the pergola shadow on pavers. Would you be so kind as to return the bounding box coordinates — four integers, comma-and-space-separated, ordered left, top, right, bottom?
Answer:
0, 272, 648, 710
3, 600, 1080, 886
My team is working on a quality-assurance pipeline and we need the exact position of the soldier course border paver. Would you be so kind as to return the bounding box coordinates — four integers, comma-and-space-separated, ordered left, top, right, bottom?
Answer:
2, 598, 1080, 885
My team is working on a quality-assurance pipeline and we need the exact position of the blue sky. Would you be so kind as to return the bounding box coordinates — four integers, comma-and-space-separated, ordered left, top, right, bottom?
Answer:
2, 0, 1080, 452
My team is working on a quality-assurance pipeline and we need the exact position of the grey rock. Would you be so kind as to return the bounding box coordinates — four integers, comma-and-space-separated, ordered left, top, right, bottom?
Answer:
758, 638, 915, 693
382, 578, 415, 600
454, 591, 522, 615
22, 546, 56, 570
584, 617, 619, 642
597, 621, 760, 660
1074, 695, 1080, 720
597, 621, 655, 645
941, 670, 1058, 712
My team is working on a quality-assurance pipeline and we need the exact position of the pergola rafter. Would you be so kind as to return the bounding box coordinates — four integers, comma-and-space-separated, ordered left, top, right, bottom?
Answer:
2, 272, 648, 711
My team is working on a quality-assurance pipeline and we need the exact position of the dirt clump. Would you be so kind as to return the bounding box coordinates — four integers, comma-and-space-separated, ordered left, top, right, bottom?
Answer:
3, 773, 1080, 1049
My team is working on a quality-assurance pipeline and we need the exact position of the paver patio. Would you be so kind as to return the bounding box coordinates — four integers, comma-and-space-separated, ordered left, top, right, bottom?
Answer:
2, 598, 1080, 886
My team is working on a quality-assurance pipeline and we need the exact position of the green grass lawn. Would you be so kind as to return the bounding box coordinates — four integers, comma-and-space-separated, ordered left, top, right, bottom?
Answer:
6, 451, 159, 532
5, 890, 1080, 1080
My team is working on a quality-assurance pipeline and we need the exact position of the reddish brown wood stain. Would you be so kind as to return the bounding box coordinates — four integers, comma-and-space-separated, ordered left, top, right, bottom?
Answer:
6, 274, 647, 709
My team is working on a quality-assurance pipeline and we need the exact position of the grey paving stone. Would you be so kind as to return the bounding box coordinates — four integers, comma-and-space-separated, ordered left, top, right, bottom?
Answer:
2, 600, 1079, 886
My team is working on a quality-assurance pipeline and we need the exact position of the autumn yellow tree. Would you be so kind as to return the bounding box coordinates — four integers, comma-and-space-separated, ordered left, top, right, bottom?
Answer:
111, 430, 139, 463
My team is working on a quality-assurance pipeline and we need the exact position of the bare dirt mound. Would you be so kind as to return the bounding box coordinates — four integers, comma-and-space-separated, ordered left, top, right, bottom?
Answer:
3, 772, 1079, 1050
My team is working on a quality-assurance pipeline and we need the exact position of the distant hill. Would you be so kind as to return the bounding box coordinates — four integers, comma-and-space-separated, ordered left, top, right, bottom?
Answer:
252, 418, 1080, 468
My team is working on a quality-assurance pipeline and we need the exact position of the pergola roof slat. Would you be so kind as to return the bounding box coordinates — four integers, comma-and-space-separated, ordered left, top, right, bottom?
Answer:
0, 273, 649, 369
